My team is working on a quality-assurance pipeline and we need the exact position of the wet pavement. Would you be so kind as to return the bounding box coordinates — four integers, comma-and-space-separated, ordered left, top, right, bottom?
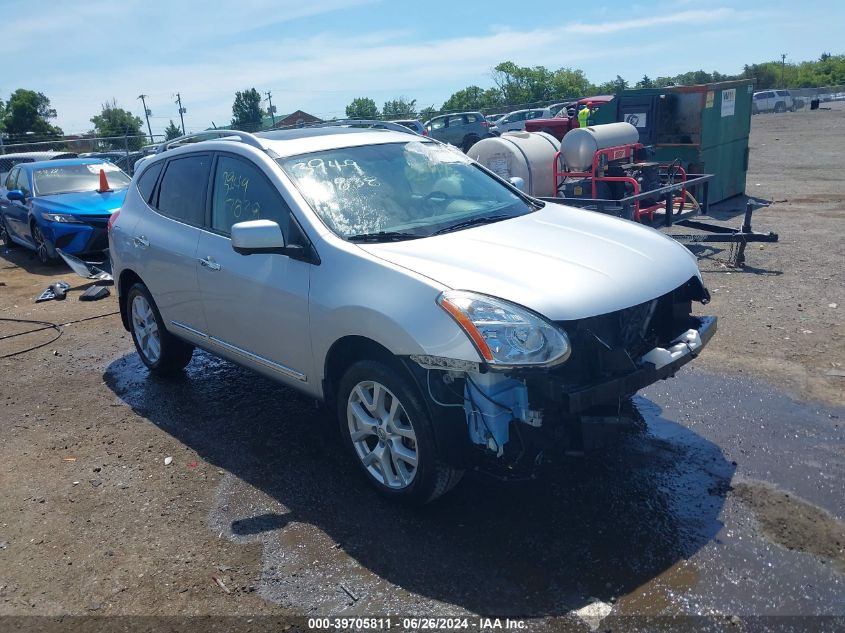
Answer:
103, 350, 845, 630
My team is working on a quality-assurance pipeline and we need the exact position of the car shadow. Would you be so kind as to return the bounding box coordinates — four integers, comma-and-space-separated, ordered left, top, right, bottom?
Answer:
1, 243, 73, 278
103, 350, 735, 616
705, 194, 773, 221
685, 243, 783, 276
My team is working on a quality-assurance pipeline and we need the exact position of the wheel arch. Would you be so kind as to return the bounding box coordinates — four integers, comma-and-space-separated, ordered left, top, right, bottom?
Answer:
323, 334, 471, 466
117, 269, 144, 331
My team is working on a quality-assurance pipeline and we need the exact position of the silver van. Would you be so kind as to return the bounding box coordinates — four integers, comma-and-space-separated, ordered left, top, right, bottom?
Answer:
109, 127, 715, 503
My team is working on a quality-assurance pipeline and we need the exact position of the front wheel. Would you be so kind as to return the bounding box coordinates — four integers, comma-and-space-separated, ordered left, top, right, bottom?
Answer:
127, 282, 194, 374
31, 223, 55, 264
0, 214, 15, 248
337, 360, 463, 504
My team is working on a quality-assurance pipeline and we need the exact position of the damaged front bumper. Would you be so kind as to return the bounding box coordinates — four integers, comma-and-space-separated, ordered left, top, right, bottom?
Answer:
414, 311, 716, 471
539, 315, 717, 414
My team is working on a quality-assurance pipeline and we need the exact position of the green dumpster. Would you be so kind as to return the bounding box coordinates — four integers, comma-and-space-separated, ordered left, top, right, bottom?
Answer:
591, 80, 754, 203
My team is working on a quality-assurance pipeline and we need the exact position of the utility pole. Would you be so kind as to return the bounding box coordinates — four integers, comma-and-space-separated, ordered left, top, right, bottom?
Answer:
265, 91, 277, 127
137, 94, 154, 143
781, 53, 787, 88
175, 93, 187, 134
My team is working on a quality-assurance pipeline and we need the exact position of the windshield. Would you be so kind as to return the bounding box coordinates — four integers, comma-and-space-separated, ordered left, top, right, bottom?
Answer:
33, 163, 131, 196
278, 141, 533, 240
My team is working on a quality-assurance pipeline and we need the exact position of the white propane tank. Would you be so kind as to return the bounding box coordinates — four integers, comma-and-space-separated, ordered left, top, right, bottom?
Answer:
560, 122, 640, 172
468, 131, 560, 198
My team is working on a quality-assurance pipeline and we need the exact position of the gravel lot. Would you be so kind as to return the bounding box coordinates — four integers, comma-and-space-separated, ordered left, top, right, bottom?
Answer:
1, 105, 843, 632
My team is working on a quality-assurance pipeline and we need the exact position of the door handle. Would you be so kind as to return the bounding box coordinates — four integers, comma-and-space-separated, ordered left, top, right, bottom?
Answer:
133, 235, 149, 249
199, 256, 221, 271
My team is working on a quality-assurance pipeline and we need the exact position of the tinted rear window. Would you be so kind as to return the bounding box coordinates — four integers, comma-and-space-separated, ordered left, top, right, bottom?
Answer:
155, 155, 211, 225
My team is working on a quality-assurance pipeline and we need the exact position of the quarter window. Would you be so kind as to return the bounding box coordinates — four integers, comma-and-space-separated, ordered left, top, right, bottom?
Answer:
5, 167, 19, 191
210, 155, 291, 237
15, 169, 30, 196
136, 161, 163, 204
155, 155, 211, 225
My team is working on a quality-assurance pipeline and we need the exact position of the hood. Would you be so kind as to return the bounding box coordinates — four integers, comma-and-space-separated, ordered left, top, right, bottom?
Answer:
35, 189, 127, 216
359, 203, 702, 321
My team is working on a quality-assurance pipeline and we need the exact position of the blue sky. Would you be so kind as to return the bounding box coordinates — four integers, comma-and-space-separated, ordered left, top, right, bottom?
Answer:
2, 0, 842, 137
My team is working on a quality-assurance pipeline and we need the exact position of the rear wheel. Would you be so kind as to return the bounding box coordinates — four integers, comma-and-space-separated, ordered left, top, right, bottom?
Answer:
462, 134, 481, 153
127, 282, 194, 374
337, 359, 463, 504
774, 102, 786, 113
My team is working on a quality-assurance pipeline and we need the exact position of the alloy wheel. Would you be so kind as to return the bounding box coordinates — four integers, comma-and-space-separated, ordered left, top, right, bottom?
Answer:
0, 216, 9, 246
32, 225, 50, 263
131, 294, 162, 364
347, 380, 419, 489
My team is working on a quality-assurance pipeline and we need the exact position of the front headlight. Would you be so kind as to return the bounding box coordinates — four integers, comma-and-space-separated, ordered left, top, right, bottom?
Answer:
437, 290, 571, 368
41, 212, 81, 223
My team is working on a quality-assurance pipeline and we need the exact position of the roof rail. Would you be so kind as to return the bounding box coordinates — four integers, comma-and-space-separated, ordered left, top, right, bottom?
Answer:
156, 129, 267, 154
285, 119, 415, 135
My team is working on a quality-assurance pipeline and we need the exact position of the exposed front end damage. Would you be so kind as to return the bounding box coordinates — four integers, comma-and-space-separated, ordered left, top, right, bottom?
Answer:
412, 276, 716, 475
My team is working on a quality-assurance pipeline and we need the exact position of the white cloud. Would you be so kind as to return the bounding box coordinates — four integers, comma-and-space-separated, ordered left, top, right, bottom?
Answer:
4, 4, 773, 135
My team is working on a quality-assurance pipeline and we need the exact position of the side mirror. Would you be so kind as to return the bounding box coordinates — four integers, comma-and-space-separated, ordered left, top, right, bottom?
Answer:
508, 177, 525, 192
6, 189, 25, 202
231, 219, 287, 255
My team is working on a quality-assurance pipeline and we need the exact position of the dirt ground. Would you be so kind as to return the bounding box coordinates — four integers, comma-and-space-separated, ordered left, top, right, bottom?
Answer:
0, 105, 843, 629
690, 103, 845, 405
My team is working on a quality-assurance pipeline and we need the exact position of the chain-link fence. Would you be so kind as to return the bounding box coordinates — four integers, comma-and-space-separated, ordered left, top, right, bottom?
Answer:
774, 85, 845, 112
0, 133, 163, 155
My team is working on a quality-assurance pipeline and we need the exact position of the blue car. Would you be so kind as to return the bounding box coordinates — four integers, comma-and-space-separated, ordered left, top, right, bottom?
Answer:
0, 158, 131, 263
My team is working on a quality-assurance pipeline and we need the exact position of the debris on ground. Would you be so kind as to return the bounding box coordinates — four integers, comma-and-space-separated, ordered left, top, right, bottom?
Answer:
571, 598, 613, 631
164, 457, 173, 466
79, 286, 110, 301
35, 282, 70, 303
55, 249, 113, 282
212, 575, 231, 594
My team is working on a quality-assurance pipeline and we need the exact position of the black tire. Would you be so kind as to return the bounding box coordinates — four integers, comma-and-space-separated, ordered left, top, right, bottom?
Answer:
337, 359, 463, 504
31, 222, 56, 264
0, 214, 15, 248
774, 102, 786, 113
462, 134, 481, 153
126, 282, 194, 375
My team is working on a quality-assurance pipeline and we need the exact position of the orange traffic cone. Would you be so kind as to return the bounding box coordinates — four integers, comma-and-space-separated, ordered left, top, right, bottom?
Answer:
98, 168, 113, 193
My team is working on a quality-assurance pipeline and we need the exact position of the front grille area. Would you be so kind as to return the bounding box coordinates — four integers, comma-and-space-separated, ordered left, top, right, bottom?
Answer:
80, 214, 112, 229
549, 276, 707, 389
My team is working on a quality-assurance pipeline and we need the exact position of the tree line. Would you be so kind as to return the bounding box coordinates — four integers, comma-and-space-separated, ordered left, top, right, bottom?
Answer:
2, 53, 843, 150
344, 53, 845, 121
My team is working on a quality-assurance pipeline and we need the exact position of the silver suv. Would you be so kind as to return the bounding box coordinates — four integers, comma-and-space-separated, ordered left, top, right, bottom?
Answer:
110, 126, 715, 503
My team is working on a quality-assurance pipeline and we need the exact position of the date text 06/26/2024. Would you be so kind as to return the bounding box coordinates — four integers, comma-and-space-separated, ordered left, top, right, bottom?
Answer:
306, 617, 528, 630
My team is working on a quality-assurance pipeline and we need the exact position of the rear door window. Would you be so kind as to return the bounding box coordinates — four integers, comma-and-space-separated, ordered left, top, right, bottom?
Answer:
154, 154, 211, 226
446, 115, 465, 128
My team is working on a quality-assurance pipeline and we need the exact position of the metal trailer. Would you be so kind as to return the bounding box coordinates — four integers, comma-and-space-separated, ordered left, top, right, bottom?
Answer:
540, 173, 779, 266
